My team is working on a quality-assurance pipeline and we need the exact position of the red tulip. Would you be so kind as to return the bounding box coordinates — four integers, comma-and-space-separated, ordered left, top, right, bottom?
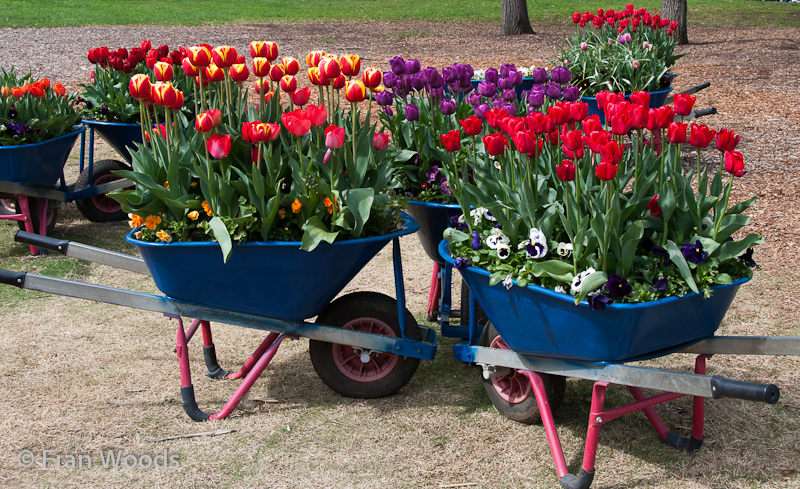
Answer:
560, 129, 583, 152
715, 128, 740, 152
340, 54, 361, 77
206, 133, 232, 159
599, 139, 623, 164
344, 80, 366, 103
724, 150, 746, 177
204, 65, 225, 83
243, 121, 273, 143
629, 91, 650, 108
524, 112, 548, 134
647, 195, 662, 217
188, 45, 211, 67
280, 75, 297, 93
556, 159, 576, 182
512, 130, 537, 154
547, 104, 569, 127
304, 104, 328, 126
250, 41, 270, 59
595, 160, 619, 181
153, 61, 173, 82
282, 110, 312, 136
482, 132, 509, 156
673, 93, 696, 116
332, 73, 346, 90
362, 67, 382, 88
212, 46, 238, 68
498, 116, 525, 136
264, 42, 279, 61
129, 74, 152, 101
667, 122, 687, 144
291, 86, 311, 106
170, 89, 184, 111
318, 57, 341, 80
648, 105, 675, 130
282, 56, 300, 76
567, 101, 588, 123
440, 130, 462, 152
151, 82, 177, 108
582, 114, 603, 134
372, 133, 390, 151
252, 57, 271, 78
229, 63, 250, 83
630, 105, 648, 130
181, 58, 199, 77
596, 90, 625, 111
269, 63, 285, 82
324, 125, 346, 149
582, 130, 609, 154
688, 123, 716, 148
459, 116, 483, 136
484, 108, 508, 130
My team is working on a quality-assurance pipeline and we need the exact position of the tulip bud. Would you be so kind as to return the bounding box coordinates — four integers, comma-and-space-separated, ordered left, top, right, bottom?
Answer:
252, 57, 271, 78
318, 57, 341, 81
170, 90, 185, 111
181, 58, 199, 77
372, 133, 390, 151
280, 75, 297, 93
195, 112, 215, 133
250, 41, 269, 59
291, 86, 311, 106
152, 82, 178, 108
344, 80, 366, 103
229, 63, 250, 83
204, 65, 225, 83
333, 74, 346, 90
362, 67, 382, 88
340, 54, 361, 77
153, 61, 174, 82
282, 56, 300, 76
305, 50, 326, 68
129, 74, 152, 101
188, 45, 212, 67
212, 45, 238, 68
269, 63, 285, 82
254, 79, 266, 94
264, 42, 279, 61
1, 86, 9, 98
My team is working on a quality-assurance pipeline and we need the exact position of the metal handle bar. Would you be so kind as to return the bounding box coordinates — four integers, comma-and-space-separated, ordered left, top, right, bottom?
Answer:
14, 230, 151, 275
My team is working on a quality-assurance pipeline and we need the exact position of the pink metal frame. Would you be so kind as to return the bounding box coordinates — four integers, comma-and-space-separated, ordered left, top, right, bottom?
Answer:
0, 195, 50, 254
426, 262, 442, 318
520, 355, 712, 486
172, 315, 292, 420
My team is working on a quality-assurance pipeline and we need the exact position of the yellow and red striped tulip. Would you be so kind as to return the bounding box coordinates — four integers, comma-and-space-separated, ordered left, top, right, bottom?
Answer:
181, 58, 199, 77
212, 46, 238, 68
249, 41, 269, 58
170, 89, 185, 110
269, 63, 285, 82
307, 67, 328, 86
282, 56, 300, 76
332, 73, 346, 90
153, 61, 173, 82
340, 54, 361, 77
344, 80, 366, 103
152, 82, 178, 107
318, 57, 341, 81
204, 65, 225, 83
252, 57, 271, 78
229, 63, 250, 83
264, 42, 279, 61
195, 111, 216, 133
279, 75, 297, 93
305, 50, 326, 68
188, 45, 212, 67
129, 73, 152, 101
254, 79, 266, 94
362, 67, 382, 88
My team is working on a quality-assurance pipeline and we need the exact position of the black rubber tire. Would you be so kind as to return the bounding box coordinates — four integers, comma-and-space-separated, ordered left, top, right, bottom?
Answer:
480, 322, 566, 424
460, 278, 489, 327
0, 193, 16, 215
74, 159, 131, 222
13, 197, 58, 236
310, 291, 421, 399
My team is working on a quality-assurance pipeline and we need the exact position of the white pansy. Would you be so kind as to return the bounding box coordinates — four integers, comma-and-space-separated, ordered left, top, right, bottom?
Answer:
555, 285, 567, 294
502, 274, 513, 289
702, 216, 713, 229
486, 233, 509, 250
570, 267, 597, 295
496, 243, 511, 260
525, 240, 548, 259
494, 160, 501, 170
557, 242, 573, 257
518, 240, 530, 250
470, 206, 489, 226
458, 214, 466, 224
529, 227, 547, 245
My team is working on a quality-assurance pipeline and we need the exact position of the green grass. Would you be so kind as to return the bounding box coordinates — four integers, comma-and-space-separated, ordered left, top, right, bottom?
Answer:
1, 0, 799, 28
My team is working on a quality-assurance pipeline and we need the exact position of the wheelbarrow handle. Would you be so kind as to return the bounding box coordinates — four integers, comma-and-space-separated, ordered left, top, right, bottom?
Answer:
0, 269, 26, 288
14, 231, 70, 255
711, 376, 780, 404
677, 81, 711, 95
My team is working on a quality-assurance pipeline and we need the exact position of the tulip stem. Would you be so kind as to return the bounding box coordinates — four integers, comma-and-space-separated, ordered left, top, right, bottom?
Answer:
712, 176, 734, 240
351, 103, 357, 165
258, 76, 265, 120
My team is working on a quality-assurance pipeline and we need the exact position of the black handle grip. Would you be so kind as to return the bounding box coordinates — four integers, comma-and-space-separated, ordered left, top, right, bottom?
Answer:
694, 107, 717, 118
0, 269, 26, 288
679, 81, 711, 94
14, 231, 70, 254
711, 376, 780, 404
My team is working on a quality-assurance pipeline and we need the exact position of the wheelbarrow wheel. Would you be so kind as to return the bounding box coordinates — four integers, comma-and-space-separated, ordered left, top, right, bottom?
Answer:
460, 278, 488, 327
13, 197, 58, 236
74, 159, 131, 222
480, 322, 566, 424
310, 291, 421, 399
0, 193, 16, 215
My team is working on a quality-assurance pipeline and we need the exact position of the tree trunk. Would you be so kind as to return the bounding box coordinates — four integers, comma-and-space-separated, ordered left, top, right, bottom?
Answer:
501, 0, 535, 35
662, 0, 689, 45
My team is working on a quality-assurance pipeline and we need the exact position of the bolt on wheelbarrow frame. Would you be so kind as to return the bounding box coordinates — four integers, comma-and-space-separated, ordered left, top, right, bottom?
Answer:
3, 230, 437, 421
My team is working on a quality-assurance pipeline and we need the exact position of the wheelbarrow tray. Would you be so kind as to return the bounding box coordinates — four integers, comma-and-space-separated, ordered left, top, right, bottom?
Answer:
0, 127, 85, 186
83, 119, 142, 163
439, 239, 747, 362
129, 217, 419, 322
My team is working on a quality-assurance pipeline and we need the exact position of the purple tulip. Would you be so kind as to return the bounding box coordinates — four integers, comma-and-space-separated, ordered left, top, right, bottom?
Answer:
428, 87, 444, 99
502, 89, 517, 103
484, 68, 499, 85
405, 58, 421, 74
409, 74, 425, 91
405, 103, 419, 121
545, 82, 562, 100
442, 66, 457, 83
474, 102, 490, 119
499, 63, 515, 78
551, 66, 572, 84
501, 102, 516, 116
605, 274, 632, 299
440, 98, 456, 115
374, 90, 394, 106
497, 77, 513, 91
382, 106, 394, 117
532, 68, 548, 84
427, 69, 444, 89
478, 81, 496, 98
389, 56, 407, 76
527, 88, 545, 108
465, 91, 481, 105
562, 85, 580, 102
508, 70, 523, 87
383, 71, 398, 89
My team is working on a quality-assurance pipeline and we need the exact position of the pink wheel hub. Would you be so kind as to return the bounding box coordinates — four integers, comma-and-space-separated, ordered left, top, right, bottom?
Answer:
332, 318, 398, 382
89, 174, 123, 213
489, 335, 532, 403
